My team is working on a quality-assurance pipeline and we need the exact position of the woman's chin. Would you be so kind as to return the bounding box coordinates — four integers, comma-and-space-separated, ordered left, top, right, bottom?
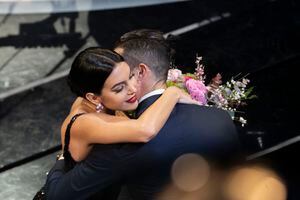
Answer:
123, 101, 139, 111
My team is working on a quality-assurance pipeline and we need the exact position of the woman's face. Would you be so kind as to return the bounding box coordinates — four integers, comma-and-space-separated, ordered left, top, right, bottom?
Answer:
100, 61, 138, 111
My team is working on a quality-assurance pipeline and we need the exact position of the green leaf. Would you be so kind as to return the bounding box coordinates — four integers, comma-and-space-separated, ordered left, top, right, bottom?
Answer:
166, 81, 186, 91
185, 73, 197, 79
244, 86, 254, 98
247, 95, 258, 99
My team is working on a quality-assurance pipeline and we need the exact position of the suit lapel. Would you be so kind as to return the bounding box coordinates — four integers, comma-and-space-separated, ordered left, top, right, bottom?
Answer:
135, 95, 161, 118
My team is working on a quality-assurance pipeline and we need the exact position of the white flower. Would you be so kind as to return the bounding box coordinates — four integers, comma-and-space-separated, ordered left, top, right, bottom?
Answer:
242, 78, 250, 85
239, 117, 247, 126
167, 69, 182, 82
195, 56, 203, 65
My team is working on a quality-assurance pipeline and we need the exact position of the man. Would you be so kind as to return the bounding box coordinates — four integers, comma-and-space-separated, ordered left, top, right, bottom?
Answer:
46, 29, 241, 200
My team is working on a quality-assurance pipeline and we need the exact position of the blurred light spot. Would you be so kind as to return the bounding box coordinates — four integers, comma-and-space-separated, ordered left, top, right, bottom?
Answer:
171, 153, 210, 192
224, 165, 287, 200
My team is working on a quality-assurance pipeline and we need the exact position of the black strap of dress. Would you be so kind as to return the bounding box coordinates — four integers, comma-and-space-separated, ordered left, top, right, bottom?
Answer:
63, 113, 85, 171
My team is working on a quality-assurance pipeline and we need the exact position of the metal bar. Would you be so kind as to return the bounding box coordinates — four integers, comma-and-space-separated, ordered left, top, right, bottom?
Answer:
246, 135, 300, 160
164, 12, 231, 37
0, 69, 69, 100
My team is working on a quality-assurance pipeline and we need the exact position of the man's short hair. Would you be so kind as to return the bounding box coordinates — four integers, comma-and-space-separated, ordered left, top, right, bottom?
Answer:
115, 29, 175, 81
115, 29, 166, 46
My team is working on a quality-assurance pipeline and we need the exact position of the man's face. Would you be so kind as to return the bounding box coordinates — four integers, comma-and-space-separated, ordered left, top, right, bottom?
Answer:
114, 47, 144, 100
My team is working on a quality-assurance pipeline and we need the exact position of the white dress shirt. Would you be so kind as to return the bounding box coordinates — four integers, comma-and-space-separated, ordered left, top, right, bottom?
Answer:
139, 89, 165, 104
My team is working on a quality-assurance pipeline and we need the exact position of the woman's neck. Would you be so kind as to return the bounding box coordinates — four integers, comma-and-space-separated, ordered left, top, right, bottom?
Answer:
79, 99, 95, 113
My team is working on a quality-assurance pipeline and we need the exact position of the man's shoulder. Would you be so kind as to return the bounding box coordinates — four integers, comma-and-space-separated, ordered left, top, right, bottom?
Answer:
175, 104, 229, 116
170, 104, 235, 133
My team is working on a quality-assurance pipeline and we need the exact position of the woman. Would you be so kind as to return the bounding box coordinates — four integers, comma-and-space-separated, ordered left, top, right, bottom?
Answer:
61, 47, 197, 166
34, 47, 198, 200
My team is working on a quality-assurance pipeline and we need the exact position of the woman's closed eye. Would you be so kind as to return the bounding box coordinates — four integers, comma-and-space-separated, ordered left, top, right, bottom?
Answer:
113, 85, 125, 93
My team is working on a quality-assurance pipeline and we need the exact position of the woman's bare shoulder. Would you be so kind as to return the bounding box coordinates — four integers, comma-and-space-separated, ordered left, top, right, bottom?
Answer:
61, 111, 131, 139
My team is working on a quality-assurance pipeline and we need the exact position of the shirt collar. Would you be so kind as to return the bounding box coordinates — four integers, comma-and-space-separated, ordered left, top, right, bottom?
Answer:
139, 89, 165, 103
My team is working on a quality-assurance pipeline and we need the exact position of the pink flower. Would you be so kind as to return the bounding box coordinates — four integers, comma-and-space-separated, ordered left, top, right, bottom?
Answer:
195, 64, 204, 76
183, 75, 194, 82
185, 79, 208, 105
167, 69, 182, 82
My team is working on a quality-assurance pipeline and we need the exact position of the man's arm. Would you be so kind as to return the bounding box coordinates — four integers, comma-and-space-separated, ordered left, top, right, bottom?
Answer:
46, 145, 124, 200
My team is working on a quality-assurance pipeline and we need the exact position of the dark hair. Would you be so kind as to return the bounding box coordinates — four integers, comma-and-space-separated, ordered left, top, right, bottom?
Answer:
115, 29, 176, 81
115, 29, 166, 45
67, 47, 124, 97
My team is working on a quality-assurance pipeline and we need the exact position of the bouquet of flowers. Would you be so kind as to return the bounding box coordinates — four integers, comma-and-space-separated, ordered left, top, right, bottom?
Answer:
167, 56, 256, 126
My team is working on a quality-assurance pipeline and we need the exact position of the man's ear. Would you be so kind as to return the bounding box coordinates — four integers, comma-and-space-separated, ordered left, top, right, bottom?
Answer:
85, 93, 101, 106
137, 63, 150, 79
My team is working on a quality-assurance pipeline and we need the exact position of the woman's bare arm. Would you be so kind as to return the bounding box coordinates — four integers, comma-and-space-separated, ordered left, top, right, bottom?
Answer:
73, 87, 197, 144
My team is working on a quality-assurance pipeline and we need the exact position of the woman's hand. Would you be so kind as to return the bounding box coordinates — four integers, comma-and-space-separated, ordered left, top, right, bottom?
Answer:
166, 86, 200, 105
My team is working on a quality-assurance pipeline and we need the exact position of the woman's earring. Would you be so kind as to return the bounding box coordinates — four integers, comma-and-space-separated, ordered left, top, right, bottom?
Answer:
96, 103, 104, 113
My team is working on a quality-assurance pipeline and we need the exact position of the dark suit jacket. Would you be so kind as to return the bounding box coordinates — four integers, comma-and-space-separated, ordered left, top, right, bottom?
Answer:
46, 95, 241, 200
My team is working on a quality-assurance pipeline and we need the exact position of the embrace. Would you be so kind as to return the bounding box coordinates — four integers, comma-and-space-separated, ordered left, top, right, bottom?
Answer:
37, 29, 241, 200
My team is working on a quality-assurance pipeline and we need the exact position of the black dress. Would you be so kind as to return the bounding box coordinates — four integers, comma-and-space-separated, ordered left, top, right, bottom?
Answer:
33, 113, 121, 200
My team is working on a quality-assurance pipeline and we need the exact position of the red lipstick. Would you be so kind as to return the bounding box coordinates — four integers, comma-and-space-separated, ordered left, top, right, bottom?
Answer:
126, 95, 137, 103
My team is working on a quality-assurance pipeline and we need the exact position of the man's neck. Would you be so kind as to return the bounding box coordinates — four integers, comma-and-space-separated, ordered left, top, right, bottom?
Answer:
143, 80, 166, 97
149, 79, 167, 93
139, 80, 166, 103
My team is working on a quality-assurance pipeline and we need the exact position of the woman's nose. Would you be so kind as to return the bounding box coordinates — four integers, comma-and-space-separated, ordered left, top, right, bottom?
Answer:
128, 78, 137, 94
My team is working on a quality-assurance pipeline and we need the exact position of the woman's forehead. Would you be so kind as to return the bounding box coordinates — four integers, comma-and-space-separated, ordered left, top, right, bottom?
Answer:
113, 61, 130, 74
103, 62, 130, 87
